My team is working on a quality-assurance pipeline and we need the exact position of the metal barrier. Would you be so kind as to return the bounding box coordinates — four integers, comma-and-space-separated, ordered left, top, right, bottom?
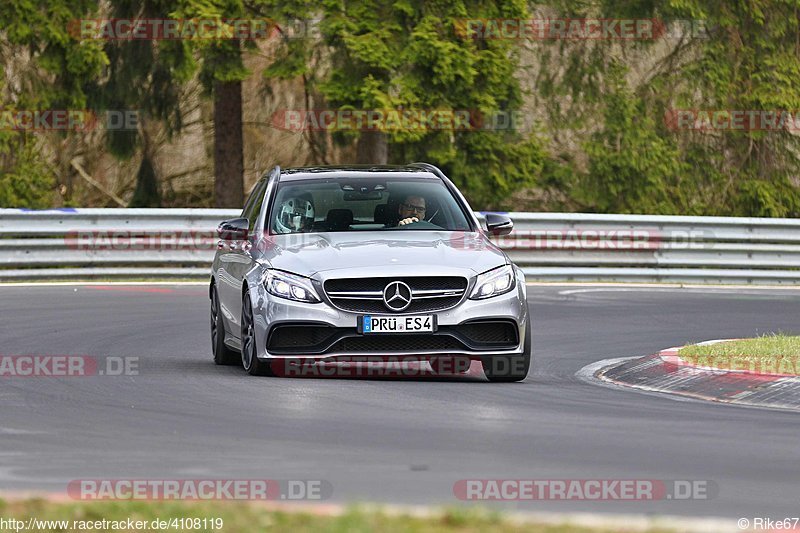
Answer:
1, 208, 799, 284
495, 213, 800, 284
0, 208, 236, 280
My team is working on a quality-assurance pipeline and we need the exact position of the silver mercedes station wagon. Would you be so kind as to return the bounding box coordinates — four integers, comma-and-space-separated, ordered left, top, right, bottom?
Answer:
210, 164, 531, 381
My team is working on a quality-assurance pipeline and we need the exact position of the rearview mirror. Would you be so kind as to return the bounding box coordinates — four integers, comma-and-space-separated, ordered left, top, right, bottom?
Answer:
217, 218, 249, 241
485, 213, 513, 236
343, 191, 383, 201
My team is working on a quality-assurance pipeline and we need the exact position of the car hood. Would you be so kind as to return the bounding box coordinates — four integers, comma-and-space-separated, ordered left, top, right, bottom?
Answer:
256, 231, 507, 279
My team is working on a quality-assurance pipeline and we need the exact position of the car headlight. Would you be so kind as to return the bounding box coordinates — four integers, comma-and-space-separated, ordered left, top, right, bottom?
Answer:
469, 265, 516, 300
262, 270, 321, 303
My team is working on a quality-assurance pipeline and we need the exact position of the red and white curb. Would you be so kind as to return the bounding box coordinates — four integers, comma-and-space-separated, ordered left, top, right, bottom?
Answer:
580, 340, 800, 411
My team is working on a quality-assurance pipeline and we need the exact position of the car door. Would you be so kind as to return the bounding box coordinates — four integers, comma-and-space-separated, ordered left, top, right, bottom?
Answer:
217, 176, 270, 341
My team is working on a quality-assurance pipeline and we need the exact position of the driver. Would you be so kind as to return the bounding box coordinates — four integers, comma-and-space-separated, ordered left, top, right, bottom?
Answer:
396, 194, 426, 226
275, 194, 315, 233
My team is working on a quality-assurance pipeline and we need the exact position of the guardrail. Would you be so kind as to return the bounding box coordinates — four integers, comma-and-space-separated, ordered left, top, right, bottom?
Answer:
1, 208, 799, 284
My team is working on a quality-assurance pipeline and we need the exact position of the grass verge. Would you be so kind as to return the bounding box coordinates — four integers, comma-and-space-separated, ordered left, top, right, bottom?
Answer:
678, 334, 800, 375
0, 499, 679, 533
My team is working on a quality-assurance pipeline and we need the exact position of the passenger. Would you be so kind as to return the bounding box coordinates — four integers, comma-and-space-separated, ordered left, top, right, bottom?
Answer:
275, 195, 315, 233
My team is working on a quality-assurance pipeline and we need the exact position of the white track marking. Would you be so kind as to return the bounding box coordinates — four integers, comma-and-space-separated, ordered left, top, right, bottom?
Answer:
0, 281, 206, 287
556, 285, 800, 295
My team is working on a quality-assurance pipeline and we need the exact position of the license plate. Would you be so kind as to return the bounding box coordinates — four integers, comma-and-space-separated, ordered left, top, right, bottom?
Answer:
359, 315, 436, 334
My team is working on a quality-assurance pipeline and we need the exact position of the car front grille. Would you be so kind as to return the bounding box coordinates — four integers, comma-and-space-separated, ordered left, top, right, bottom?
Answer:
268, 325, 338, 351
324, 276, 468, 314
328, 335, 465, 353
266, 320, 519, 355
455, 320, 519, 346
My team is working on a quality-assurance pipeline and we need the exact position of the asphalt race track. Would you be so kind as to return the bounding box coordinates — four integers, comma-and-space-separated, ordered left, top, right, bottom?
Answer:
1, 283, 799, 520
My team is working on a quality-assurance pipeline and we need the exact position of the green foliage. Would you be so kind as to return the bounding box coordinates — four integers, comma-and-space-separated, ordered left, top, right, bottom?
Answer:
0, 498, 663, 533
536, 0, 800, 216
0, 0, 107, 208
0, 0, 107, 109
172, 0, 252, 88
737, 178, 800, 218
90, 0, 197, 163
0, 138, 54, 208
2, 0, 800, 215
581, 64, 686, 214
266, 0, 543, 208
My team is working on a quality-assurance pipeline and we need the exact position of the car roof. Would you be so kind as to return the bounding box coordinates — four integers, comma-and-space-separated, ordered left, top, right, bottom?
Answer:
278, 164, 440, 182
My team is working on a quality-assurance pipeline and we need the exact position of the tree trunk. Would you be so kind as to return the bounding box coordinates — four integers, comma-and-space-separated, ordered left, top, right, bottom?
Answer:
129, 154, 160, 207
213, 80, 244, 207
356, 131, 388, 164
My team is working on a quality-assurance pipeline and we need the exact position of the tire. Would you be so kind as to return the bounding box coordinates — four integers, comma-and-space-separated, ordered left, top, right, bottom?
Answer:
429, 356, 471, 375
241, 292, 275, 377
211, 285, 240, 366
481, 317, 531, 383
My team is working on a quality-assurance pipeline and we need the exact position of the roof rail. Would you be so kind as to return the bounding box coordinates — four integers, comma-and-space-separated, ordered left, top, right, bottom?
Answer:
410, 162, 445, 179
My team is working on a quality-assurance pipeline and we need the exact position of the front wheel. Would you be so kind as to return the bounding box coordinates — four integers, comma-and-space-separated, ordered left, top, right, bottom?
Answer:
241, 292, 275, 377
481, 317, 531, 383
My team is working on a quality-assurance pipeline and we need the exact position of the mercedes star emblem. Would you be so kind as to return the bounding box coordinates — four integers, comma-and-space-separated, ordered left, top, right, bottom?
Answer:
383, 281, 412, 311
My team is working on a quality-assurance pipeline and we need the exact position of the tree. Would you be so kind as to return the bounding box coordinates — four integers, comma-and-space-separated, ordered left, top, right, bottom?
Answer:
0, 0, 107, 207
535, 0, 800, 216
207, 41, 245, 208
93, 0, 197, 207
173, 0, 251, 208
265, 0, 545, 208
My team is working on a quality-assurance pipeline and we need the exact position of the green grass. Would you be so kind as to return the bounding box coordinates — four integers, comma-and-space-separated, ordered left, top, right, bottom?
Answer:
0, 499, 679, 533
678, 334, 800, 375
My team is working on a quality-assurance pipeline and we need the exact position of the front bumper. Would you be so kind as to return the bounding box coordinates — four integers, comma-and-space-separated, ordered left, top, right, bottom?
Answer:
249, 272, 528, 362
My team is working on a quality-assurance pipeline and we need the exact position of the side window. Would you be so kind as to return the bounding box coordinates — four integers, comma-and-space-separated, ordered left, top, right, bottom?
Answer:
241, 181, 260, 219
244, 179, 269, 232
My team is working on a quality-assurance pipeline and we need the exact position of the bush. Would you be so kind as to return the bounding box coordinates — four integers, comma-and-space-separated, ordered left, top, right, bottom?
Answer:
0, 138, 55, 208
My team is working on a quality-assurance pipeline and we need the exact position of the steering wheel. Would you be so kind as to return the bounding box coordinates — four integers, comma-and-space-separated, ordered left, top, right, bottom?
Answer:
392, 220, 441, 229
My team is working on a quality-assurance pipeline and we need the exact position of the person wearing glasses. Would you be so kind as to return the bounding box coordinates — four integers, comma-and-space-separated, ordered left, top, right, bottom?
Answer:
396, 194, 427, 226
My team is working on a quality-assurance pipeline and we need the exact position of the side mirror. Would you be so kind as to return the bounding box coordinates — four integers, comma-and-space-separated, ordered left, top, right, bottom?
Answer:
484, 213, 514, 236
217, 218, 250, 241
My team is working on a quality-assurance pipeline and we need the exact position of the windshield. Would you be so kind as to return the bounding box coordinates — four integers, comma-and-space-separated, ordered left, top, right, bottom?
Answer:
268, 177, 472, 234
